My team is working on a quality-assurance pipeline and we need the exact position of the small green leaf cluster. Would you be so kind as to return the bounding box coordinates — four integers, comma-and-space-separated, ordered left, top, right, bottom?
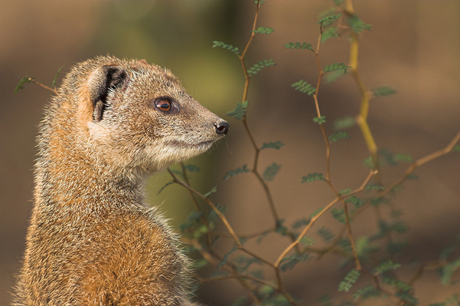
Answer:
313, 116, 327, 125
227, 100, 248, 119
252, 26, 274, 34
331, 208, 347, 224
291, 80, 316, 95
212, 40, 239, 55
280, 253, 310, 272
348, 15, 372, 33
51, 66, 64, 88
203, 186, 217, 198
317, 227, 335, 242
374, 260, 401, 274
263, 163, 281, 182
344, 196, 364, 208
321, 27, 339, 44
217, 245, 237, 269
333, 117, 356, 130
338, 269, 361, 292
14, 76, 34, 93
353, 285, 381, 301
319, 13, 342, 28
324, 63, 350, 73
247, 59, 276, 76
223, 165, 250, 180
284, 42, 313, 50
372, 86, 397, 97
302, 172, 325, 183
261, 141, 285, 150
328, 131, 350, 143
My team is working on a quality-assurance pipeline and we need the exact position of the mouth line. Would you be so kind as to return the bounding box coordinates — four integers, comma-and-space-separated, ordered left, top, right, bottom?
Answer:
168, 140, 215, 149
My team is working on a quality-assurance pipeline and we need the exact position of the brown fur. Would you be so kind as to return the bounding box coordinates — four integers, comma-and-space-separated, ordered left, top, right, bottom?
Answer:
13, 56, 229, 305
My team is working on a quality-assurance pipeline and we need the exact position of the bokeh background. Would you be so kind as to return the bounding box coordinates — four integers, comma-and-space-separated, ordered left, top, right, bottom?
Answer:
1, 1, 459, 305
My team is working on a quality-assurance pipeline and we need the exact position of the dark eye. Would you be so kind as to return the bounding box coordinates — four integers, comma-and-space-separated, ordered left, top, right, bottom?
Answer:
154, 98, 171, 112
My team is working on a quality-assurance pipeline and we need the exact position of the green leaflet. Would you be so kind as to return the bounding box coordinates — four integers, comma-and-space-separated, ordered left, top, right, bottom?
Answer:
217, 245, 237, 269
291, 80, 316, 95
333, 116, 356, 130
338, 269, 361, 292
321, 27, 338, 44
372, 86, 397, 97
284, 42, 313, 50
317, 227, 334, 242
324, 63, 350, 73
263, 163, 281, 182
203, 186, 217, 198
319, 13, 342, 28
374, 260, 401, 274
14, 76, 34, 93
261, 141, 285, 150
328, 131, 350, 143
252, 26, 274, 34
348, 15, 372, 33
344, 196, 364, 208
212, 40, 239, 55
247, 59, 276, 76
227, 100, 248, 120
301, 172, 325, 183
353, 285, 381, 301
313, 116, 327, 125
157, 181, 174, 195
51, 66, 64, 88
223, 165, 250, 180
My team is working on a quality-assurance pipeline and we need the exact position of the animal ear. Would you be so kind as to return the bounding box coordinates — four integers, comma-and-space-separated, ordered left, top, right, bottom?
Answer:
87, 65, 128, 122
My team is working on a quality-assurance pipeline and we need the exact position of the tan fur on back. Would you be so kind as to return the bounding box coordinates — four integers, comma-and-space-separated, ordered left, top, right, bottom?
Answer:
13, 56, 228, 305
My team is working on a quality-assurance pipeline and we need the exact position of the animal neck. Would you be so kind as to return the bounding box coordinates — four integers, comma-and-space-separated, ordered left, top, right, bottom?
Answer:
35, 128, 145, 216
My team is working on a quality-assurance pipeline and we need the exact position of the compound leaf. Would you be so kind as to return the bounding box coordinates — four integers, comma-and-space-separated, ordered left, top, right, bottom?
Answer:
14, 76, 34, 93
324, 63, 350, 73
372, 86, 397, 97
321, 27, 338, 43
203, 186, 217, 198
51, 66, 64, 88
353, 285, 381, 301
217, 245, 237, 269
344, 196, 364, 208
247, 59, 276, 76
253, 26, 274, 34
212, 40, 239, 55
291, 80, 316, 95
334, 116, 356, 130
284, 42, 313, 51
328, 131, 350, 143
313, 116, 327, 125
348, 15, 372, 33
157, 181, 174, 195
263, 163, 281, 182
261, 141, 285, 150
318, 227, 335, 242
227, 100, 248, 119
183, 164, 200, 172
319, 13, 342, 28
223, 165, 250, 180
302, 172, 325, 183
374, 260, 401, 274
338, 269, 361, 292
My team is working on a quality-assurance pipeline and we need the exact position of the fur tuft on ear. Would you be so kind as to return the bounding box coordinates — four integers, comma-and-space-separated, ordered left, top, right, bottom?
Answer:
87, 65, 127, 121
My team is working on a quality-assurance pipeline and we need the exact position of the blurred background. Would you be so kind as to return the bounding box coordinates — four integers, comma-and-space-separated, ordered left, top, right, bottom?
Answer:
1, 1, 459, 305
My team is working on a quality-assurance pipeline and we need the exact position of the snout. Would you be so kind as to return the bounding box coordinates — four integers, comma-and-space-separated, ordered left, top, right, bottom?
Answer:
214, 120, 229, 135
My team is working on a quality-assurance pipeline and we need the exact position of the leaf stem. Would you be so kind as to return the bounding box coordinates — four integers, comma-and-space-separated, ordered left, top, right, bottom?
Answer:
30, 78, 58, 94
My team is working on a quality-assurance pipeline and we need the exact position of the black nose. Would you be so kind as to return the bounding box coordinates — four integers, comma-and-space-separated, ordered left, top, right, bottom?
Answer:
215, 121, 229, 135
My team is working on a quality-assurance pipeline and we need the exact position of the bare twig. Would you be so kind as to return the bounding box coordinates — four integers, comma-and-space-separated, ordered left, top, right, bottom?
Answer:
29, 78, 58, 94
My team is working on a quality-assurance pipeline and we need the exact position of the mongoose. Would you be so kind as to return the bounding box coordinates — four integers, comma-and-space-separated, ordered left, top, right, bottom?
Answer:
13, 55, 229, 305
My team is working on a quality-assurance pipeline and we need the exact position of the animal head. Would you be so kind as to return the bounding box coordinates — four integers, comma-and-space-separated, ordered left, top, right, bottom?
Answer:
54, 56, 228, 174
